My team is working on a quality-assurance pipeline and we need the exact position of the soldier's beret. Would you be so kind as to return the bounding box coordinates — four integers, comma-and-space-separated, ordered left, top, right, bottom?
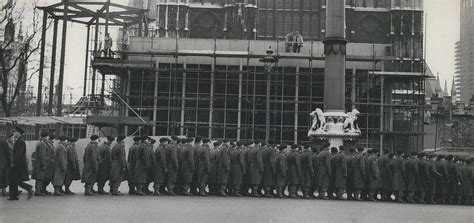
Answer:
13, 126, 24, 134
223, 139, 229, 143
106, 136, 115, 142
236, 141, 243, 147
243, 141, 252, 146
49, 135, 56, 140
304, 143, 311, 149
40, 132, 49, 138
260, 142, 266, 146
466, 159, 472, 164
268, 140, 275, 145
446, 155, 454, 161
403, 154, 409, 159
133, 136, 141, 142
357, 147, 364, 152
171, 135, 179, 141
90, 135, 99, 140
417, 152, 426, 158
372, 148, 380, 153
437, 155, 444, 159
150, 139, 156, 144
279, 144, 287, 150
323, 142, 331, 148
291, 144, 298, 149
59, 136, 67, 141
202, 138, 210, 143
331, 147, 338, 153
159, 138, 169, 143
117, 135, 126, 142
194, 136, 202, 143
213, 141, 221, 147
69, 137, 78, 143
349, 148, 355, 153
141, 136, 149, 141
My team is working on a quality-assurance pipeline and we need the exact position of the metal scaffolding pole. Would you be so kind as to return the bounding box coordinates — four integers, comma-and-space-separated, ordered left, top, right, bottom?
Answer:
36, 10, 47, 116
48, 19, 58, 115
83, 25, 90, 96
56, 4, 68, 117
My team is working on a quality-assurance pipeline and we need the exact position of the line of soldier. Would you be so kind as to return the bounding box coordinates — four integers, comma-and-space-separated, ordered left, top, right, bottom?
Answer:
13, 133, 474, 205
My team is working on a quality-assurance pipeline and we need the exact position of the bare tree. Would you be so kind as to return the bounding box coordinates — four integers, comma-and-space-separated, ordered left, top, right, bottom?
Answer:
0, 1, 50, 117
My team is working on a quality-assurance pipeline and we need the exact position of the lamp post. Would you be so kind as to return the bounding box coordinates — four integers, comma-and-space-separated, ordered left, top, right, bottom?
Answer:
259, 47, 279, 143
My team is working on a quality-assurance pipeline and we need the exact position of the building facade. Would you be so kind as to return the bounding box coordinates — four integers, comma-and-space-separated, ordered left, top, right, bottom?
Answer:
93, 0, 426, 152
455, 0, 474, 103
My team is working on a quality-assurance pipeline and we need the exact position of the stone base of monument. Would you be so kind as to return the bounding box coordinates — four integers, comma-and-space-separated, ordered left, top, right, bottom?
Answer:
308, 110, 361, 149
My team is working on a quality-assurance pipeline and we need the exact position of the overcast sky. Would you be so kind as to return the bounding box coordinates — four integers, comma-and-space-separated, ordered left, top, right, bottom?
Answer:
30, 0, 460, 103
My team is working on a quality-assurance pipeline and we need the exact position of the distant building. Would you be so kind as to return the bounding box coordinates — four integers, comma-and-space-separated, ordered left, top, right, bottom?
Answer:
455, 0, 474, 103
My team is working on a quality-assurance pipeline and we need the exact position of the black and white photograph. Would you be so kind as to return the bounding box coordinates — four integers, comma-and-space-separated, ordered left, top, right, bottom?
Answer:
0, 0, 473, 222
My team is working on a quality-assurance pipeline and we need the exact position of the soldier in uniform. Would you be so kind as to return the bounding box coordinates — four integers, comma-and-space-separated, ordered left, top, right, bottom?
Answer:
460, 159, 473, 205
43, 135, 56, 194
446, 155, 461, 204
143, 138, 156, 195
317, 143, 332, 199
248, 141, 263, 197
366, 149, 380, 201
416, 153, 430, 203
241, 142, 252, 196
275, 144, 288, 198
135, 136, 152, 195
435, 155, 449, 204
32, 132, 49, 196
332, 146, 347, 200
127, 136, 140, 195
345, 148, 355, 200
52, 136, 68, 196
64, 137, 80, 195
217, 140, 231, 196
286, 144, 301, 198
97, 136, 113, 194
229, 141, 245, 196
153, 138, 168, 196
377, 149, 392, 201
427, 154, 442, 204
351, 147, 366, 201
196, 138, 210, 196
191, 137, 202, 195
179, 137, 194, 195
390, 151, 406, 202
110, 135, 127, 196
209, 141, 221, 195
165, 136, 179, 195
404, 152, 418, 203
299, 144, 313, 199
82, 135, 100, 196
261, 141, 276, 197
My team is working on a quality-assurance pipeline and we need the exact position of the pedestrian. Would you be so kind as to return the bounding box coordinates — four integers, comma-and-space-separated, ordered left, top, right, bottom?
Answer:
82, 135, 100, 196
52, 136, 68, 196
0, 134, 12, 196
248, 141, 263, 197
317, 143, 332, 199
152, 138, 168, 196
110, 135, 127, 196
64, 137, 81, 195
261, 141, 276, 197
165, 136, 179, 195
97, 136, 113, 195
135, 136, 152, 195
32, 132, 49, 196
127, 136, 140, 195
8, 126, 34, 200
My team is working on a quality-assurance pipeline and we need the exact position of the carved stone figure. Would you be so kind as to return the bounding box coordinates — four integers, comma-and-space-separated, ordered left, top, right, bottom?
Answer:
310, 108, 326, 131
343, 109, 361, 133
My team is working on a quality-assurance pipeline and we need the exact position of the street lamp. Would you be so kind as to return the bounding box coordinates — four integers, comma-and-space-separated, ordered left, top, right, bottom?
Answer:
259, 46, 279, 143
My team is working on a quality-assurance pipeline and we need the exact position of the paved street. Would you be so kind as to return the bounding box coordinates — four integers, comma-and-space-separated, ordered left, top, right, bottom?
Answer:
0, 182, 473, 223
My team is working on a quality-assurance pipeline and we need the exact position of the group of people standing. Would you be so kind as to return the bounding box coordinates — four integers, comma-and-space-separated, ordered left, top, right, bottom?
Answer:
1, 131, 474, 206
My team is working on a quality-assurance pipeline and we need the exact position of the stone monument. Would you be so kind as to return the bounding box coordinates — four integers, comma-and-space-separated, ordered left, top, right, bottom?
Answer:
308, 0, 361, 148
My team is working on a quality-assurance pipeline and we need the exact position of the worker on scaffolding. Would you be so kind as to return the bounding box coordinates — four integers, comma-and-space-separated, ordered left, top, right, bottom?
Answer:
293, 31, 304, 53
103, 33, 114, 58
285, 32, 294, 53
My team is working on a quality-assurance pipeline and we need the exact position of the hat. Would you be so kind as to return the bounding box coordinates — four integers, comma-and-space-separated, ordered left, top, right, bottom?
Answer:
331, 147, 338, 153
171, 135, 179, 141
223, 139, 229, 143
268, 140, 275, 145
13, 126, 24, 134
117, 135, 126, 142
357, 147, 364, 152
141, 136, 148, 141
133, 136, 141, 142
203, 138, 210, 144
279, 144, 287, 151
49, 135, 56, 140
194, 136, 202, 143
213, 141, 222, 147
106, 136, 115, 142
150, 139, 156, 144
236, 141, 243, 147
349, 148, 355, 153
291, 144, 298, 149
40, 132, 49, 138
159, 138, 169, 143
90, 135, 99, 140
68, 137, 78, 143
59, 135, 67, 141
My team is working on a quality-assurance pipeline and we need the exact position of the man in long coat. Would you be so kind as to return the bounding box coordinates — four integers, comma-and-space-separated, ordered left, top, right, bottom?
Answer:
345, 148, 355, 200
446, 155, 461, 204
261, 142, 276, 197
127, 136, 140, 195
165, 137, 179, 195
377, 149, 392, 201
110, 135, 127, 196
135, 136, 151, 195
8, 126, 34, 200
143, 138, 156, 195
332, 146, 347, 200
217, 140, 231, 196
43, 135, 56, 194
229, 141, 245, 196
366, 149, 380, 201
248, 142, 263, 197
191, 137, 202, 195
435, 155, 449, 204
275, 144, 288, 198
196, 139, 210, 196
208, 141, 221, 195
427, 154, 442, 204
416, 153, 430, 203
151, 138, 167, 196
64, 137, 81, 194
82, 135, 100, 196
310, 146, 319, 198
405, 152, 419, 203
352, 147, 366, 200
460, 159, 473, 205
390, 151, 406, 202
300, 144, 314, 199
32, 132, 49, 196
180, 137, 195, 195
0, 135, 11, 196
53, 136, 68, 196
286, 144, 301, 198
317, 143, 332, 199
97, 136, 113, 194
